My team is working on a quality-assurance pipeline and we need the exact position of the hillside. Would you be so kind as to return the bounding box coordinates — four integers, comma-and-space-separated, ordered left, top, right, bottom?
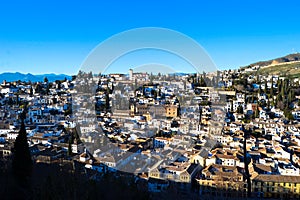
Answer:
257, 61, 300, 78
248, 53, 300, 67
242, 53, 300, 78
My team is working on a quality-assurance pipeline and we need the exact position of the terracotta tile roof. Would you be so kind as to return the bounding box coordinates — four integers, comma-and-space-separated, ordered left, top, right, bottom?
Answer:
253, 175, 300, 183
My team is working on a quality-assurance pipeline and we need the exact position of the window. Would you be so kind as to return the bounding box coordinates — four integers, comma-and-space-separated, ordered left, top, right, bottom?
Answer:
269, 182, 273, 186
285, 183, 290, 187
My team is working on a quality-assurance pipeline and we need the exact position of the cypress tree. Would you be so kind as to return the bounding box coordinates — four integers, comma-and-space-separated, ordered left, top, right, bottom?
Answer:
12, 114, 32, 183
237, 105, 244, 114
242, 125, 251, 198
270, 76, 274, 96
264, 80, 267, 94
68, 138, 73, 156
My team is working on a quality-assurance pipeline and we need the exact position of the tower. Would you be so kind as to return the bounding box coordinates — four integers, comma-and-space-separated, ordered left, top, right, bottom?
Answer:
129, 69, 133, 81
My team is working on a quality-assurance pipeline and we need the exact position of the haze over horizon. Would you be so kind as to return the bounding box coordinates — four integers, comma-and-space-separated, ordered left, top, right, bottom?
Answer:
1, 0, 300, 75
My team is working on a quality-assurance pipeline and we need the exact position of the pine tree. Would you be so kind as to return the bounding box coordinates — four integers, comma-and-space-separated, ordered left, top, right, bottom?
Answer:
12, 114, 32, 183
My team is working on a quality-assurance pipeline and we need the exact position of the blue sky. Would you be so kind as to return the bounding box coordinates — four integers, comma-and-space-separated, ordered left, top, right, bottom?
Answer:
1, 0, 300, 75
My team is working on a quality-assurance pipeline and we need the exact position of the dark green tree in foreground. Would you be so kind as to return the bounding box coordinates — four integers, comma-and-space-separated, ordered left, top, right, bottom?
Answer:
12, 112, 32, 183
242, 124, 251, 198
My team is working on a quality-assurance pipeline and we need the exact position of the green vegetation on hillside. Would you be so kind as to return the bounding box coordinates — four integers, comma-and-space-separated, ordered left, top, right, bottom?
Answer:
243, 53, 300, 68
258, 62, 300, 78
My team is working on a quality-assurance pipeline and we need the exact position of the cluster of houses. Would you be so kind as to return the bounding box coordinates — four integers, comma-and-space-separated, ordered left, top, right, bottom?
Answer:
206, 68, 300, 198
1, 67, 300, 199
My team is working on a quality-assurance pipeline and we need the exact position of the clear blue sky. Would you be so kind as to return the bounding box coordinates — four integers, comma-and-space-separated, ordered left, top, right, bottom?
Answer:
1, 0, 300, 75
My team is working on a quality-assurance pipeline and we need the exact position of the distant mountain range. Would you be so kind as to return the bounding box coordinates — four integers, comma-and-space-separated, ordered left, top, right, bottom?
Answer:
2, 53, 300, 83
0, 72, 72, 83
